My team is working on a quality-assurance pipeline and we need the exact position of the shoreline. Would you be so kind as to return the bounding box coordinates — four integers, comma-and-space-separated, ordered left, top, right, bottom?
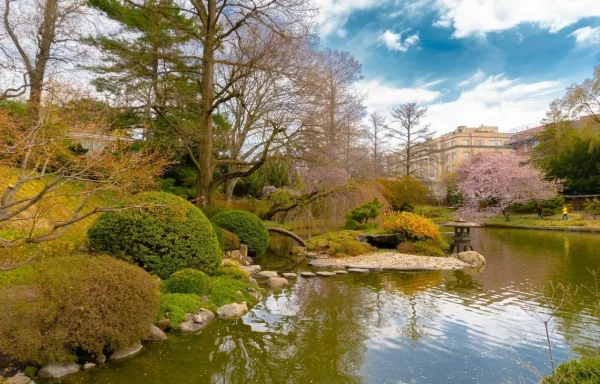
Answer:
307, 252, 471, 271
483, 223, 600, 233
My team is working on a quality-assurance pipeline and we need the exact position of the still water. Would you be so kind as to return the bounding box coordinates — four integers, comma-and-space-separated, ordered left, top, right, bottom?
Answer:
56, 228, 600, 384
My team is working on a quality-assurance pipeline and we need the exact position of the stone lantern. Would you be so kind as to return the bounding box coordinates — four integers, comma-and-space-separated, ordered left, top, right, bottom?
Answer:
443, 219, 481, 254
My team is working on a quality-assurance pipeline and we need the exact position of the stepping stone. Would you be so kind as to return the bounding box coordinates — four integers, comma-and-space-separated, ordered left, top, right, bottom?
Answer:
242, 265, 261, 275
266, 277, 289, 288
253, 270, 278, 279
316, 271, 336, 277
347, 268, 370, 274
282, 272, 297, 278
300, 271, 316, 277
334, 270, 348, 275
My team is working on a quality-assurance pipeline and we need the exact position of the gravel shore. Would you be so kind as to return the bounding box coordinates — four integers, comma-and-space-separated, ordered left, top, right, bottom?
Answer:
308, 252, 470, 271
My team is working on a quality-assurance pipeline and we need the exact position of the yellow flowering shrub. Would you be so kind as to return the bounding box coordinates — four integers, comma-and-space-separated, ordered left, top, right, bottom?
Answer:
383, 212, 442, 244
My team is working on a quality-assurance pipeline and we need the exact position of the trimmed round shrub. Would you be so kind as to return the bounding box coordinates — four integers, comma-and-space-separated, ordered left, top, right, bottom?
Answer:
212, 223, 225, 253
88, 192, 221, 279
211, 210, 269, 255
162, 268, 211, 296
0, 256, 159, 364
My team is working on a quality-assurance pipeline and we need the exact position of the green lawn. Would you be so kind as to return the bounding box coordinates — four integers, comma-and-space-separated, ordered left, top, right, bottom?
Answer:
485, 212, 600, 228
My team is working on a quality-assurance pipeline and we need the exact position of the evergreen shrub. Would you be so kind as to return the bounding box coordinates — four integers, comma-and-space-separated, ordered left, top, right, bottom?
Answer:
162, 268, 211, 296
211, 210, 269, 255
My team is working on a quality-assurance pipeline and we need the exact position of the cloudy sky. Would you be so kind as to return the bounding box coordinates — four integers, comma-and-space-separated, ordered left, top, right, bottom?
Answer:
315, 0, 600, 135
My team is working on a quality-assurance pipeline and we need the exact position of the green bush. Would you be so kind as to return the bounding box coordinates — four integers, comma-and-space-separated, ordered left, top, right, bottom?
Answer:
396, 240, 447, 257
213, 264, 250, 281
210, 276, 258, 308
212, 224, 241, 253
344, 198, 382, 230
0, 255, 159, 364
162, 269, 211, 296
211, 210, 269, 255
511, 196, 565, 215
541, 357, 600, 384
88, 191, 221, 279
306, 230, 375, 257
156, 293, 204, 327
584, 198, 600, 218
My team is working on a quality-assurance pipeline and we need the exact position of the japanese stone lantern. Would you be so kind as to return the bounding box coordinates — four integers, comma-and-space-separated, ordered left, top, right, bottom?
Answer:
443, 219, 481, 254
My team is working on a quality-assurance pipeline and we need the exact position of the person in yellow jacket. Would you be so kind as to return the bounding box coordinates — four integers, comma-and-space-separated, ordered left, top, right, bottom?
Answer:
562, 205, 569, 221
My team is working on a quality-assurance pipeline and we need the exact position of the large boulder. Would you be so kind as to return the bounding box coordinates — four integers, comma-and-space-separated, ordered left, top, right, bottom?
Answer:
217, 302, 249, 319
179, 309, 215, 333
456, 251, 486, 267
146, 324, 167, 341
110, 342, 143, 360
265, 277, 289, 288
38, 362, 80, 379
241, 265, 261, 275
2, 376, 36, 384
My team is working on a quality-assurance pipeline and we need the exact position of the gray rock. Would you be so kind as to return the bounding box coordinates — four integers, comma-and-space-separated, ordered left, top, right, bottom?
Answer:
334, 270, 348, 274
242, 265, 261, 275
253, 270, 278, 279
96, 354, 107, 364
155, 318, 170, 330
217, 302, 248, 319
456, 251, 486, 267
3, 376, 35, 384
231, 250, 241, 259
347, 268, 370, 274
282, 272, 297, 278
83, 363, 96, 371
240, 244, 249, 258
110, 342, 142, 360
249, 277, 259, 287
300, 271, 316, 277
147, 324, 167, 341
265, 277, 289, 288
180, 309, 215, 333
38, 362, 80, 378
316, 271, 336, 277
248, 290, 262, 301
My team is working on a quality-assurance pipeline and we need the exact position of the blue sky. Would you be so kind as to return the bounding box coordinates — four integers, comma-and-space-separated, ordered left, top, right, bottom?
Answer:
315, 0, 600, 135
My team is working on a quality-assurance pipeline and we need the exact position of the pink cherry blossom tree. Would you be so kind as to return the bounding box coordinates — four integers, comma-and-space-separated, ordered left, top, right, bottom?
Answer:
455, 152, 561, 220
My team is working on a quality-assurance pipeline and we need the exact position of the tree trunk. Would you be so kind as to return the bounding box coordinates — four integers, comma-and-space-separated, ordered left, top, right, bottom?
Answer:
225, 177, 239, 203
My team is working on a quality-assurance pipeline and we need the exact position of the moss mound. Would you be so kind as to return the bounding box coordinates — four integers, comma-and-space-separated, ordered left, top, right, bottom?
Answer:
0, 255, 159, 364
211, 210, 269, 255
542, 357, 600, 384
88, 191, 221, 279
156, 293, 205, 327
306, 230, 375, 257
162, 268, 211, 296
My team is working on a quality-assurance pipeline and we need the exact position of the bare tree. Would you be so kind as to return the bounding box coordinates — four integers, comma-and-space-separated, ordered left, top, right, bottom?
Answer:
389, 102, 434, 178
0, 0, 87, 115
364, 112, 390, 177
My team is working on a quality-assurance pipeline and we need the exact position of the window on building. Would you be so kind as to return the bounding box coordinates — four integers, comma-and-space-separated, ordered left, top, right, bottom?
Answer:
523, 142, 528, 153
490, 140, 502, 146
532, 140, 539, 147
463, 139, 469, 145
445, 142, 450, 148
463, 152, 470, 159
446, 166, 450, 172
451, 152, 457, 161
432, 169, 437, 177
451, 140, 455, 147
476, 139, 483, 145
445, 155, 449, 162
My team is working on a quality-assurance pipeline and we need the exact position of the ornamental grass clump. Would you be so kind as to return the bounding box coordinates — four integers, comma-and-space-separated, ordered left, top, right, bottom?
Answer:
87, 191, 221, 279
383, 212, 442, 244
0, 255, 159, 364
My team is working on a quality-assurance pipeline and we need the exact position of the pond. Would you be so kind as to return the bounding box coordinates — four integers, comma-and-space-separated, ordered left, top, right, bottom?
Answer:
54, 228, 600, 384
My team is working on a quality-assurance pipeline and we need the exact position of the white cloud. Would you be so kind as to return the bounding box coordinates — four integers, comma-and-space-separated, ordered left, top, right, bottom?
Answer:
432, 0, 600, 38
361, 74, 563, 135
569, 26, 600, 46
378, 30, 420, 52
457, 69, 485, 87
312, 0, 385, 37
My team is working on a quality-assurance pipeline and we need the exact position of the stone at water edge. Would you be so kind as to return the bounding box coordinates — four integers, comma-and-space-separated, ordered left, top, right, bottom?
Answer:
180, 309, 215, 333
456, 251, 486, 267
110, 342, 143, 360
2, 376, 35, 384
217, 302, 249, 319
347, 268, 370, 274
282, 272, 297, 278
241, 265, 261, 275
316, 271, 336, 277
96, 354, 107, 364
300, 271, 316, 277
38, 362, 81, 378
252, 270, 278, 279
334, 270, 348, 275
155, 318, 170, 330
83, 363, 96, 371
147, 324, 167, 341
265, 277, 289, 288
